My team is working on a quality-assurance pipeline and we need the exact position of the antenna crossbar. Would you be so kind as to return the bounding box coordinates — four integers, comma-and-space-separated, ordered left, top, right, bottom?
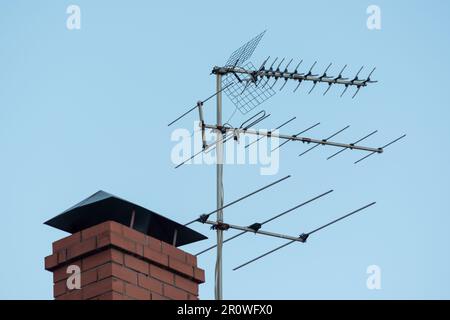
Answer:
203, 220, 306, 243
195, 189, 334, 256
203, 124, 382, 153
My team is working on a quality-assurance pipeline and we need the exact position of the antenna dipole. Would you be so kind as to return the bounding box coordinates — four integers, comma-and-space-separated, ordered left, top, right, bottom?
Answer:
233, 202, 376, 271
212, 62, 377, 95
203, 124, 382, 154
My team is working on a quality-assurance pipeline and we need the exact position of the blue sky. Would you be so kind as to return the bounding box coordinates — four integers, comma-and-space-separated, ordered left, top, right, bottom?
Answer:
0, 0, 449, 299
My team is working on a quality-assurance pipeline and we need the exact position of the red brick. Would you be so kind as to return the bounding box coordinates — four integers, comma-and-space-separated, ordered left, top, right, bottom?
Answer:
137, 274, 163, 294
67, 237, 96, 260
81, 221, 122, 240
188, 294, 198, 300
83, 279, 110, 300
193, 267, 205, 283
125, 283, 150, 300
150, 265, 174, 285
162, 242, 186, 262
54, 280, 67, 297
111, 277, 125, 294
81, 268, 97, 287
151, 292, 168, 300
175, 275, 198, 295
53, 267, 68, 283
98, 262, 137, 285
96, 232, 112, 248
143, 247, 168, 267
122, 226, 146, 245
98, 232, 136, 253
82, 248, 123, 271
82, 252, 109, 271
186, 253, 197, 266
45, 254, 58, 270
146, 236, 162, 252
169, 257, 193, 278
95, 291, 126, 300
52, 232, 81, 252
135, 243, 144, 256
110, 248, 124, 265
56, 290, 82, 300
83, 277, 124, 300
124, 255, 149, 274
163, 284, 188, 300
57, 250, 67, 264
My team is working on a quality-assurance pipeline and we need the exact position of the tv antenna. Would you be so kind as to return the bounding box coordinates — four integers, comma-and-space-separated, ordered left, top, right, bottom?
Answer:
168, 31, 405, 300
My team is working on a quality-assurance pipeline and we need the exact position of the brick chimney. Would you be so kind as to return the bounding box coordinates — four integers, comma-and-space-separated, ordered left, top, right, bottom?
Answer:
44, 221, 205, 300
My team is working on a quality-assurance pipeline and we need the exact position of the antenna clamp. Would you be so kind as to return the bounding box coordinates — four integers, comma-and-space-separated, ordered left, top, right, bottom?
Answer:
198, 214, 210, 224
247, 223, 262, 233
299, 233, 309, 243
211, 222, 230, 231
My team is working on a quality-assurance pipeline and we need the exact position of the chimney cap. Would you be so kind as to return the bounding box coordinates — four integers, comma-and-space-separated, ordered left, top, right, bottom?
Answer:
44, 190, 207, 247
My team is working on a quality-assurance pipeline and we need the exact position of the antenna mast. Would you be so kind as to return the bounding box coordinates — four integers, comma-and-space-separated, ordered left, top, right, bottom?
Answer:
215, 72, 224, 300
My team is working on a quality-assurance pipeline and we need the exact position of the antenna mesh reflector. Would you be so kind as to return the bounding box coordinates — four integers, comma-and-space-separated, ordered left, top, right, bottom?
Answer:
222, 61, 276, 114
225, 31, 266, 67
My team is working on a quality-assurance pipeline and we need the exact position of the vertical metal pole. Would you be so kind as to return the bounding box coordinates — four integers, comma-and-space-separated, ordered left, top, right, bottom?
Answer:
215, 74, 224, 300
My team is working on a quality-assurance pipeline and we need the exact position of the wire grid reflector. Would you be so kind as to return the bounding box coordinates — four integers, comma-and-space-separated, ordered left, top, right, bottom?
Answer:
222, 62, 276, 114
225, 31, 266, 67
